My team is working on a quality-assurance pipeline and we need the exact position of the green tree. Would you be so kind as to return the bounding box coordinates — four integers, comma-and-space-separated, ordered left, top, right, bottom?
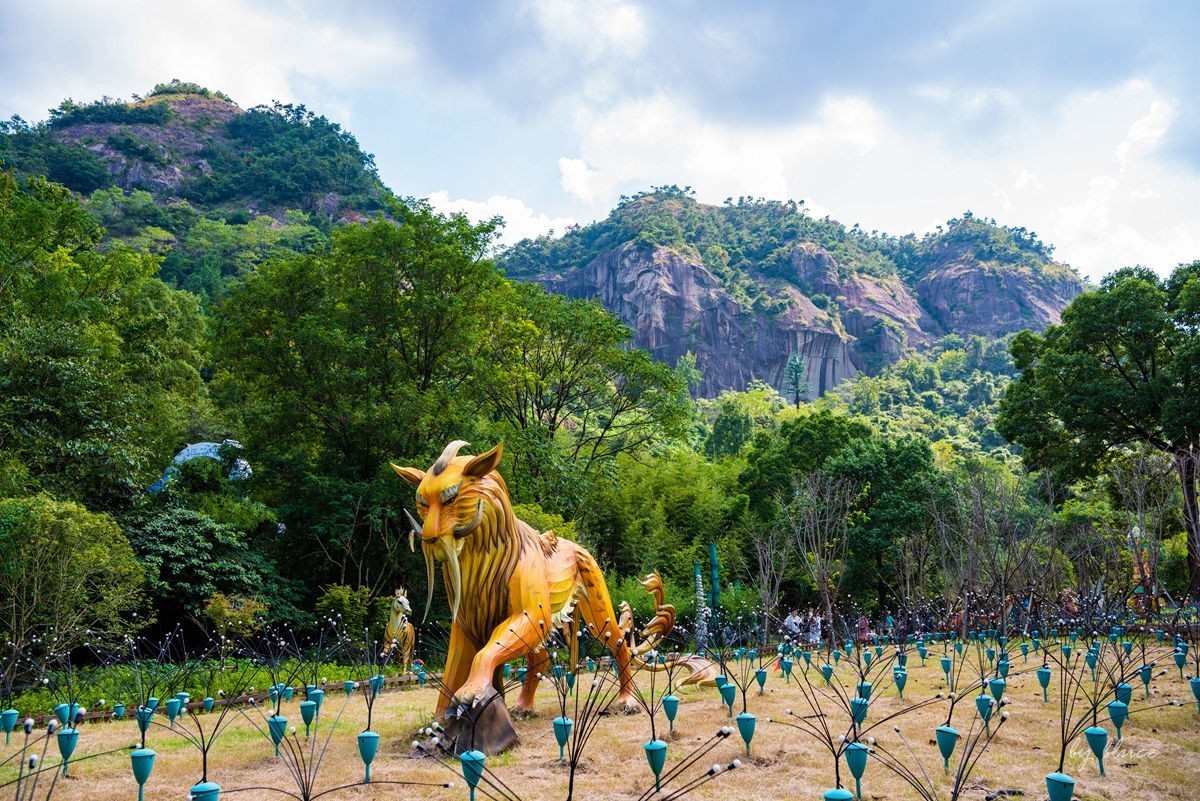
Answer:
740, 409, 873, 516
212, 201, 502, 598
0, 495, 144, 651
0, 173, 207, 510
127, 508, 295, 627
476, 282, 689, 514
784, 352, 809, 407
824, 434, 938, 609
997, 265, 1200, 590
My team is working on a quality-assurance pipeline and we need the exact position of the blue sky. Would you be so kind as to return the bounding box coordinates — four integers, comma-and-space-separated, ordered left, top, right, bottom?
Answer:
3, 1, 1199, 280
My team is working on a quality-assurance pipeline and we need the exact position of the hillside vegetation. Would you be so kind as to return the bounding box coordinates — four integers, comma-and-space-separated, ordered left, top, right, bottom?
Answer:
4, 83, 1181, 651
1, 80, 386, 299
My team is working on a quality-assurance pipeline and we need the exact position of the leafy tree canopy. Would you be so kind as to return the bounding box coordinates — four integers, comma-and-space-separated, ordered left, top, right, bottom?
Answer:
997, 264, 1200, 589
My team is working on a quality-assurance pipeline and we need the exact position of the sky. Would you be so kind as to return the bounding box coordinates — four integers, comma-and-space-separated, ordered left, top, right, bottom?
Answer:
3, 1, 1200, 281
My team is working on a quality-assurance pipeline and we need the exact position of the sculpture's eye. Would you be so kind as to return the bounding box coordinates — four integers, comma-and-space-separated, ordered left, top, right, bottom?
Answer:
439, 484, 460, 504
416, 494, 428, 509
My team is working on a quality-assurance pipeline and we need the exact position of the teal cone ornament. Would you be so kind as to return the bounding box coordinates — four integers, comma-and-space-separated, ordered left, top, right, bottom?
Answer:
821, 664, 834, 684
136, 706, 154, 735
460, 750, 485, 801
988, 678, 1006, 702
1138, 665, 1152, 698
358, 730, 380, 782
940, 656, 953, 682
845, 741, 869, 800
1, 709, 17, 744
552, 716, 573, 761
189, 781, 220, 801
1107, 700, 1128, 740
1190, 677, 1200, 713
164, 698, 181, 726
130, 747, 156, 801
975, 695, 994, 725
755, 668, 768, 694
850, 696, 869, 725
299, 700, 317, 736
719, 682, 737, 716
1084, 726, 1108, 776
1046, 772, 1075, 801
1037, 666, 1052, 701
935, 725, 958, 773
1114, 682, 1132, 705
736, 712, 756, 755
644, 739, 668, 790
56, 727, 79, 775
662, 694, 679, 733
268, 715, 288, 757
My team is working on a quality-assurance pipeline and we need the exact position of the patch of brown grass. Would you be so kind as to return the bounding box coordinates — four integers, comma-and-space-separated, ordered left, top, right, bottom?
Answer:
4, 652, 1199, 801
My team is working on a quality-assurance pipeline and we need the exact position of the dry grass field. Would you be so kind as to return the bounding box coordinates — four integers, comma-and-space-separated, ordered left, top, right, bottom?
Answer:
4, 646, 1199, 801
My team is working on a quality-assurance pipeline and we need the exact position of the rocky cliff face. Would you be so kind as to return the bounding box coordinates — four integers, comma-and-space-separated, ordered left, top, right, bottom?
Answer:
56, 96, 241, 194
534, 241, 1082, 398
917, 258, 1080, 335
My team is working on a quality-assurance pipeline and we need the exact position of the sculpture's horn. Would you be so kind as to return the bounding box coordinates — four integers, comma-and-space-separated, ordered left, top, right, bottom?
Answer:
404, 508, 423, 553
452, 499, 484, 538
442, 538, 463, 623
431, 440, 471, 475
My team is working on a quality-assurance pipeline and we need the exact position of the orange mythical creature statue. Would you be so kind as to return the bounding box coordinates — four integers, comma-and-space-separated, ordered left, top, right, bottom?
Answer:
382, 588, 416, 673
393, 441, 674, 754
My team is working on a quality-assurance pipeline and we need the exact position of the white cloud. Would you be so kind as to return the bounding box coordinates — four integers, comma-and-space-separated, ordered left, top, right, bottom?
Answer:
0, 0, 412, 122
554, 79, 1200, 280
530, 0, 646, 61
425, 190, 575, 246
559, 157, 596, 203
565, 93, 883, 212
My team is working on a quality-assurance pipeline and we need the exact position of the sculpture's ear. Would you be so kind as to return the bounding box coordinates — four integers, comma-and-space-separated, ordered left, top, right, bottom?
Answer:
463, 442, 503, 479
390, 463, 425, 486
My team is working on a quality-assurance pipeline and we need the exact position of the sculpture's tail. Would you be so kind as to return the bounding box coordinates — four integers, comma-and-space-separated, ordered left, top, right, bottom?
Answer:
619, 572, 676, 656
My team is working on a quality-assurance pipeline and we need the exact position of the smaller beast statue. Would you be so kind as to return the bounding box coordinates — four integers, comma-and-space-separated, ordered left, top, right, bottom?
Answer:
382, 588, 416, 674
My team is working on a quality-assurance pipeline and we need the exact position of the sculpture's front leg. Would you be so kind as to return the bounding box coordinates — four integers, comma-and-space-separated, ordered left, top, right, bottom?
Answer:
456, 610, 550, 709
436, 624, 475, 716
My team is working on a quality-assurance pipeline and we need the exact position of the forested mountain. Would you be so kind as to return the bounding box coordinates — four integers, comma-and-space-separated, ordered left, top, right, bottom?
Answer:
2, 86, 1083, 399
8, 82, 1173, 646
501, 187, 1084, 397
0, 80, 386, 300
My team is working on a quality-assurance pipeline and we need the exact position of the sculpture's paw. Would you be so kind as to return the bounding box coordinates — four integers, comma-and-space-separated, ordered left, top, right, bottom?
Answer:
509, 703, 536, 720
606, 693, 640, 715
439, 684, 519, 756
452, 681, 494, 714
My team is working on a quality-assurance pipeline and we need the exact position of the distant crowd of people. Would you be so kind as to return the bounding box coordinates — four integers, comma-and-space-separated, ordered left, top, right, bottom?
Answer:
781, 608, 824, 645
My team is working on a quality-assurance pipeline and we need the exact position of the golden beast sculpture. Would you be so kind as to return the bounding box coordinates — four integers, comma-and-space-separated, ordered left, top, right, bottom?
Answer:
393, 440, 674, 753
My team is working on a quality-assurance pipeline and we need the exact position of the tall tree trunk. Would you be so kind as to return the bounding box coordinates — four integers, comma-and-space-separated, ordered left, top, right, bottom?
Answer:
1178, 452, 1200, 594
